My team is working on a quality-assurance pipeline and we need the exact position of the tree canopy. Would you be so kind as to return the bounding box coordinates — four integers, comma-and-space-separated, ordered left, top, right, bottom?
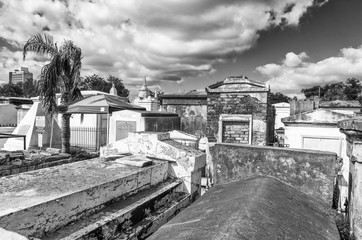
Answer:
301, 78, 362, 101
269, 92, 292, 104
0, 83, 24, 97
0, 79, 38, 98
79, 74, 129, 98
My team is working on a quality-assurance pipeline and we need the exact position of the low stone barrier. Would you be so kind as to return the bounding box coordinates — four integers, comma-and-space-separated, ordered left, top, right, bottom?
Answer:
0, 150, 73, 177
209, 143, 339, 204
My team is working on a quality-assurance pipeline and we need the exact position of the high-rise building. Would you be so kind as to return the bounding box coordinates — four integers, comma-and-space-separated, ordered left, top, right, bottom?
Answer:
8, 67, 33, 84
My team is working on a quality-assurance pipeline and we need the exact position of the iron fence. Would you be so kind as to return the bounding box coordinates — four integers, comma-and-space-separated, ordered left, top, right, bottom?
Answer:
70, 127, 107, 151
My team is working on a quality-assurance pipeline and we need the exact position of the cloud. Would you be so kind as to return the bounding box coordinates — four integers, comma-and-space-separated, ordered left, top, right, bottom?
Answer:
257, 46, 362, 95
0, 0, 327, 85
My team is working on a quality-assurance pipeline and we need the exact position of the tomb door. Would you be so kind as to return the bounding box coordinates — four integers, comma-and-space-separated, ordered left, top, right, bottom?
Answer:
222, 121, 250, 144
218, 114, 252, 144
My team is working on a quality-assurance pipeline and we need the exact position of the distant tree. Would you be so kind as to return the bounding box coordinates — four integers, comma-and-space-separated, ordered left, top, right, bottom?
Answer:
79, 74, 129, 98
269, 92, 291, 104
107, 75, 129, 97
79, 74, 108, 92
301, 78, 362, 101
0, 83, 23, 97
344, 78, 362, 100
301, 85, 325, 99
17, 78, 39, 98
0, 79, 39, 98
323, 82, 348, 101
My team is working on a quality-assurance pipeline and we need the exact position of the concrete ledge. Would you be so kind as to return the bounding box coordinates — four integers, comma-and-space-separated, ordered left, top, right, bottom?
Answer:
46, 180, 186, 240
0, 156, 168, 238
213, 142, 338, 156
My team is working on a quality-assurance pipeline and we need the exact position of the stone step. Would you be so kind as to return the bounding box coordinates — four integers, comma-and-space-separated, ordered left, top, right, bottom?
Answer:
43, 179, 190, 240
0, 156, 169, 239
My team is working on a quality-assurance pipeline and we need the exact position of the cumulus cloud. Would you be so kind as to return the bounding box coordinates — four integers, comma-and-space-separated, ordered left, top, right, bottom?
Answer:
257, 46, 362, 95
0, 0, 327, 87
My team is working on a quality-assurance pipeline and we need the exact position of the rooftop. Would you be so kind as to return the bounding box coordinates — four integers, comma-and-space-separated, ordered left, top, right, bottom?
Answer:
149, 176, 339, 240
160, 90, 207, 99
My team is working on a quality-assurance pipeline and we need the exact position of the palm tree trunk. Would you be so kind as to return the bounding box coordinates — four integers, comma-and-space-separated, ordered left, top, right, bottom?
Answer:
61, 113, 71, 153
60, 91, 71, 153
50, 115, 54, 148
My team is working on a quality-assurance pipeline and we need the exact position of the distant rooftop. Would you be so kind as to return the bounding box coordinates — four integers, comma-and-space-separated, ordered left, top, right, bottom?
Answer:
160, 90, 207, 99
282, 108, 354, 125
0, 97, 33, 106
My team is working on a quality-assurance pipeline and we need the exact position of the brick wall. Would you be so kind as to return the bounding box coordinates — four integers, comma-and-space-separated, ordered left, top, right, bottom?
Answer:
207, 92, 269, 144
222, 121, 249, 143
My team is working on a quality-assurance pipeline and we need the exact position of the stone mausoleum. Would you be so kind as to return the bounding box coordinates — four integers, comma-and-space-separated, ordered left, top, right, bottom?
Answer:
160, 75, 274, 145
206, 76, 273, 144
159, 90, 207, 138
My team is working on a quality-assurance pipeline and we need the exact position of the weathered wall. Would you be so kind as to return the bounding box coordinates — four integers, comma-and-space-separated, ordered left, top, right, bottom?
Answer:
165, 104, 207, 138
0, 104, 17, 126
100, 132, 206, 200
209, 143, 338, 204
206, 92, 269, 144
290, 99, 318, 115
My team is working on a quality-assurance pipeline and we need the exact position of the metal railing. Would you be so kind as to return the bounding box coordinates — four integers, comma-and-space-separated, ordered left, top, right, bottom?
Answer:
70, 127, 107, 151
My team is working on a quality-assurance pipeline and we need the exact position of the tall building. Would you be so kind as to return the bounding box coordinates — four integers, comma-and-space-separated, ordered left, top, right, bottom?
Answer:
8, 67, 33, 84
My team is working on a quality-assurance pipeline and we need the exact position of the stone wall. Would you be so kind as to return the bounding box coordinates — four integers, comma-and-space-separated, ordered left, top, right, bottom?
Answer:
289, 99, 319, 115
0, 150, 76, 177
209, 143, 339, 204
207, 92, 270, 144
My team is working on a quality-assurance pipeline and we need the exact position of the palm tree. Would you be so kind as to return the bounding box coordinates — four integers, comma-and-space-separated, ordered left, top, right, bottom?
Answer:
23, 34, 82, 153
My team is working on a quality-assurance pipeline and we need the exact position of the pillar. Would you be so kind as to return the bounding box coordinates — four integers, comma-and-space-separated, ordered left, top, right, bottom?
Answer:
339, 118, 362, 239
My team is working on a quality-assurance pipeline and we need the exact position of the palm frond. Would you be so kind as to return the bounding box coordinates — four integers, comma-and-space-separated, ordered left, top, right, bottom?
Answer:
71, 87, 83, 101
59, 40, 82, 93
37, 55, 61, 115
24, 33, 83, 115
23, 33, 58, 60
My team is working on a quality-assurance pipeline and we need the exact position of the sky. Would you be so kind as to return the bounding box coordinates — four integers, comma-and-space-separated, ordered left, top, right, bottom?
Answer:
1, 0, 362, 98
